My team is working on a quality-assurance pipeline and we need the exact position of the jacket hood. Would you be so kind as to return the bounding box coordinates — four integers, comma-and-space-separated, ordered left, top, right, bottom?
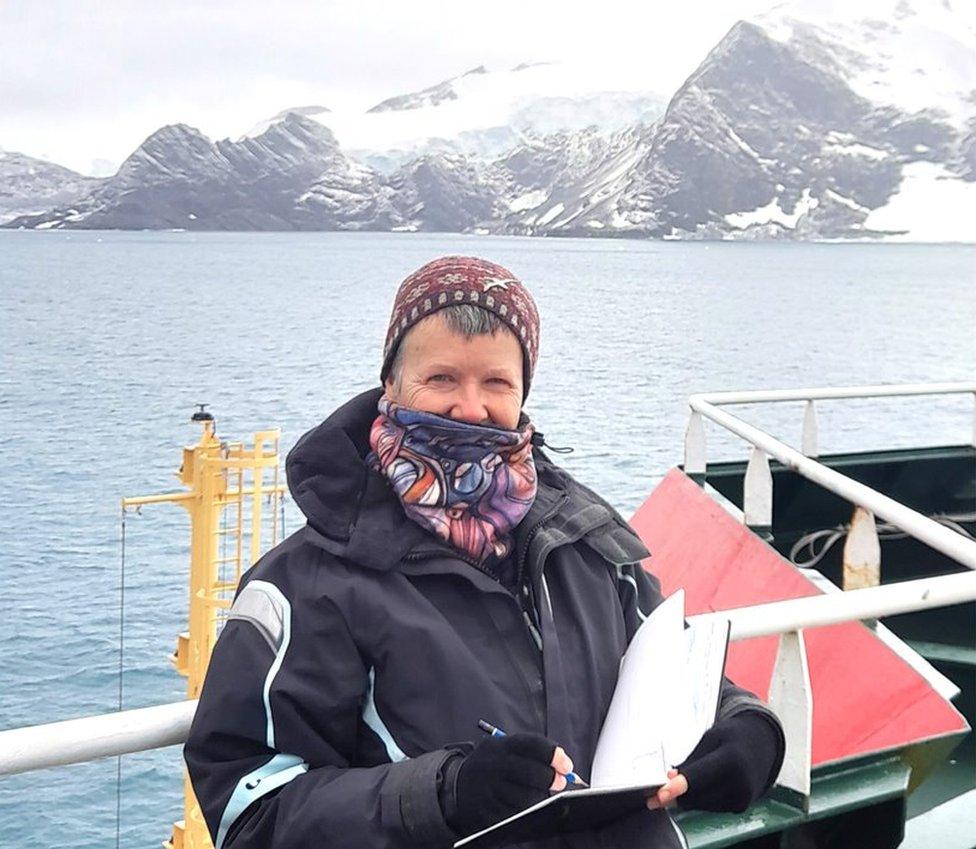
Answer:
286, 386, 431, 570
286, 386, 650, 573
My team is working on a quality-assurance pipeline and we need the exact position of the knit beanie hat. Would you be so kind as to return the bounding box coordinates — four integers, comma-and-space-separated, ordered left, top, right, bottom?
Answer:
380, 256, 541, 399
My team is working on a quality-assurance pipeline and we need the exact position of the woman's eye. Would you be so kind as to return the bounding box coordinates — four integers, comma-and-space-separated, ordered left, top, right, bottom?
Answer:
430, 374, 452, 383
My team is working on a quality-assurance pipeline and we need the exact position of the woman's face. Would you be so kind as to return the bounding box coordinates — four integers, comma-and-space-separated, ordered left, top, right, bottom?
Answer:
384, 311, 524, 430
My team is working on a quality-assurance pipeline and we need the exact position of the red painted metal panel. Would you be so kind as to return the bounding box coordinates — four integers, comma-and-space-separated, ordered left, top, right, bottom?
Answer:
629, 468, 968, 765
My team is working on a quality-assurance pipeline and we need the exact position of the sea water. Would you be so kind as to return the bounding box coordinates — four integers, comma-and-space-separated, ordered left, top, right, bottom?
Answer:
0, 231, 974, 847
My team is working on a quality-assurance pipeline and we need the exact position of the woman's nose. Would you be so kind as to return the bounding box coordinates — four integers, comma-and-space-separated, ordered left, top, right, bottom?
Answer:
450, 383, 490, 424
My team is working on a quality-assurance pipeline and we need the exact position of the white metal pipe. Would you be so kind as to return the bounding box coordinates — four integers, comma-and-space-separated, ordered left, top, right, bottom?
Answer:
0, 699, 196, 777
744, 447, 772, 527
801, 400, 818, 458
691, 570, 976, 641
691, 382, 976, 406
684, 410, 707, 475
767, 630, 812, 796
689, 397, 976, 570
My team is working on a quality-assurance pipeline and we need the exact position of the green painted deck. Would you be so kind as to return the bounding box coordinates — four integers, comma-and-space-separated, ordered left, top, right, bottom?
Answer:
676, 757, 911, 847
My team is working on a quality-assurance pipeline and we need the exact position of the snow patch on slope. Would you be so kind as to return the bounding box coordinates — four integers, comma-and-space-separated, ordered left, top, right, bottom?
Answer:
509, 188, 548, 212
726, 188, 819, 229
824, 131, 889, 160
865, 162, 976, 241
536, 203, 565, 226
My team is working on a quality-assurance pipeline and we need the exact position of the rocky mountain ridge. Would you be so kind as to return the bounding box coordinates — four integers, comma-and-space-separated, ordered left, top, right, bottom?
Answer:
5, 0, 974, 240
10, 116, 396, 231
0, 149, 99, 224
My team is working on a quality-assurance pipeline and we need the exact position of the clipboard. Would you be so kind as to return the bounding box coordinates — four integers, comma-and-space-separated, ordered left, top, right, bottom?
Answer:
454, 591, 731, 848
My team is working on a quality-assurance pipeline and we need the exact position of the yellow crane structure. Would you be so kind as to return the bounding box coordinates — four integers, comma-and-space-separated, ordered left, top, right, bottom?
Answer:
122, 407, 285, 849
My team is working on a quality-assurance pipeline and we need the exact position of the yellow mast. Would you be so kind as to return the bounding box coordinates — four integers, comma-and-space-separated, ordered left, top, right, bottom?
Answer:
122, 407, 284, 849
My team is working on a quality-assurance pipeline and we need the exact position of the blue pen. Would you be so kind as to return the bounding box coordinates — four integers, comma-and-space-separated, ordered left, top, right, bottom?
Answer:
477, 720, 589, 788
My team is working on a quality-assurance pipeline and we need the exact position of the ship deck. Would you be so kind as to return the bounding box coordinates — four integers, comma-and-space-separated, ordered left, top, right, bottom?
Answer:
702, 444, 976, 847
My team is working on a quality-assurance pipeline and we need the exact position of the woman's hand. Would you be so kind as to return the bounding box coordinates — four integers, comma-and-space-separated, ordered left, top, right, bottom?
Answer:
672, 710, 785, 813
444, 732, 573, 836
646, 768, 688, 809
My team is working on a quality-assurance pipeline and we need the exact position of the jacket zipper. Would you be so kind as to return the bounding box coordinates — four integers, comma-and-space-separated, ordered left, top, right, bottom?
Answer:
515, 492, 570, 581
401, 493, 569, 652
397, 494, 576, 732
512, 493, 569, 661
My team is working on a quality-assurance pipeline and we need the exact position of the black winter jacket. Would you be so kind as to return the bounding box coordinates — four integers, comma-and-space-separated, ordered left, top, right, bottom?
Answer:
184, 388, 782, 849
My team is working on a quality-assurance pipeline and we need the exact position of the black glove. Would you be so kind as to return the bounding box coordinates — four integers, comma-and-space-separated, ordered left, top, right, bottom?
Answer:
676, 710, 785, 814
439, 732, 560, 837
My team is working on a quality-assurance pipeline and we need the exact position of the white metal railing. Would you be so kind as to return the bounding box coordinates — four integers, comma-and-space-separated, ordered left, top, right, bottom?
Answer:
2, 569, 974, 779
0, 700, 196, 778
684, 382, 976, 569
682, 382, 976, 796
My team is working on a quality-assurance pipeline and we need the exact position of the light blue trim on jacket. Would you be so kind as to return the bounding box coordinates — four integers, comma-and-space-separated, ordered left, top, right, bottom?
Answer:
616, 563, 649, 621
247, 580, 292, 749
214, 753, 308, 849
363, 667, 408, 763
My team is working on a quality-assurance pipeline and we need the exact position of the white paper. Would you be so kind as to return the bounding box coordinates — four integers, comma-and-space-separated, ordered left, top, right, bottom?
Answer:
665, 614, 730, 767
590, 590, 730, 788
453, 590, 731, 849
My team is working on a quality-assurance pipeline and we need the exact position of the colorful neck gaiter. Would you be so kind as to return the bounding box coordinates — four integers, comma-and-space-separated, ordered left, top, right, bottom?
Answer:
368, 395, 538, 564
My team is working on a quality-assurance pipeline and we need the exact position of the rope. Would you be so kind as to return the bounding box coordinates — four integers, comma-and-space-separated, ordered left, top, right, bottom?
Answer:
116, 505, 128, 849
790, 511, 976, 568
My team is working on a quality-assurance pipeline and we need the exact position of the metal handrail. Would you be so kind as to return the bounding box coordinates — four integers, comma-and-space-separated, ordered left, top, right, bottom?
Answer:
717, 570, 976, 640
686, 383, 976, 570
3, 568, 975, 779
689, 381, 976, 405
0, 700, 196, 778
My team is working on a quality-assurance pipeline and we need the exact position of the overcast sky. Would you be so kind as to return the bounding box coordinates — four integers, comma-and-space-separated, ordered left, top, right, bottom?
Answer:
2, 1, 772, 174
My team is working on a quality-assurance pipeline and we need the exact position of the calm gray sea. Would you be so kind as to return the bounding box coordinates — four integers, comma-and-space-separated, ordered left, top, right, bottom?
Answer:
1, 231, 974, 847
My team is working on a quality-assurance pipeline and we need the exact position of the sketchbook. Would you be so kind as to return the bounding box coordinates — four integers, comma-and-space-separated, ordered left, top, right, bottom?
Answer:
454, 590, 730, 848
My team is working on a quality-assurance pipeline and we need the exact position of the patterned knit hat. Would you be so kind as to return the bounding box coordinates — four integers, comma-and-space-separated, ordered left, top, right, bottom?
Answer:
380, 256, 541, 399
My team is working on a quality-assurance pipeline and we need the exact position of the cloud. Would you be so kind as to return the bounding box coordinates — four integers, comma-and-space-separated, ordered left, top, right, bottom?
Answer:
0, 0, 768, 173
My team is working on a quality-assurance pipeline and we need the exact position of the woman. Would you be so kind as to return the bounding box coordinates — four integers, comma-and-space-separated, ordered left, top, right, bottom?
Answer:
184, 256, 784, 849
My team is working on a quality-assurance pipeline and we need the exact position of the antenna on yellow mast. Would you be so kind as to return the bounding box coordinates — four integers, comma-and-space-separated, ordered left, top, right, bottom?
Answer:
122, 406, 285, 849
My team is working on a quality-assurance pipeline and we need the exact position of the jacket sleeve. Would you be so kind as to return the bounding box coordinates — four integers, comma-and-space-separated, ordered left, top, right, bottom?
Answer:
614, 561, 785, 753
183, 576, 460, 849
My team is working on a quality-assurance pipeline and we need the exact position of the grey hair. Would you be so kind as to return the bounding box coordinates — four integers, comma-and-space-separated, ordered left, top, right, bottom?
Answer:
387, 304, 508, 388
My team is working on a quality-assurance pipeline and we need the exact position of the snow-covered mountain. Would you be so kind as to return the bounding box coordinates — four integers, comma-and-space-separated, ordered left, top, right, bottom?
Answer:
6, 0, 974, 240
761, 0, 976, 129
489, 127, 639, 234
9, 114, 394, 231
515, 0, 976, 239
367, 65, 493, 112
259, 62, 666, 173
386, 152, 503, 232
0, 149, 99, 223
